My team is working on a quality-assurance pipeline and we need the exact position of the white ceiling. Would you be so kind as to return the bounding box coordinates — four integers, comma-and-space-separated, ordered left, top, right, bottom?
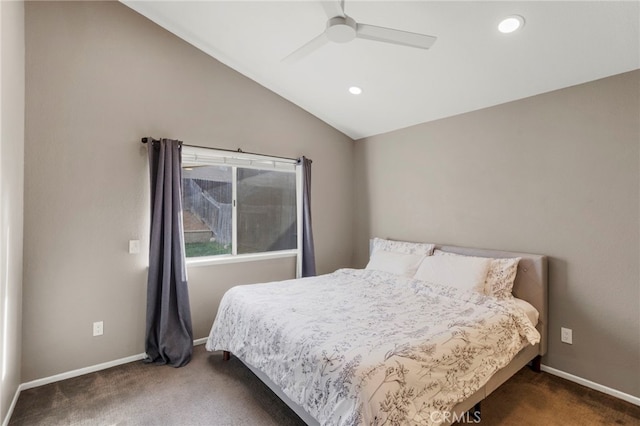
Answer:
122, 1, 640, 140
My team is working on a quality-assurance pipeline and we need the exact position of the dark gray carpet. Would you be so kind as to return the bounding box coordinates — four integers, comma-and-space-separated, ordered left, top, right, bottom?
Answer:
10, 345, 640, 425
10, 345, 305, 426
461, 366, 640, 425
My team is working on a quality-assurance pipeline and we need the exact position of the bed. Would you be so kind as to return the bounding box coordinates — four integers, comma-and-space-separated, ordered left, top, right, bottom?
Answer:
205, 240, 548, 425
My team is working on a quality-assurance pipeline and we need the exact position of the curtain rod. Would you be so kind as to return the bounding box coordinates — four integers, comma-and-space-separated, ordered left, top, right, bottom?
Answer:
141, 137, 309, 163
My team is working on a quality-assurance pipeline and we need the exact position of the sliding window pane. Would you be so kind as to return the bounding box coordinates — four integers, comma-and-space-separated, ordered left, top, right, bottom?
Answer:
182, 165, 232, 257
237, 168, 297, 254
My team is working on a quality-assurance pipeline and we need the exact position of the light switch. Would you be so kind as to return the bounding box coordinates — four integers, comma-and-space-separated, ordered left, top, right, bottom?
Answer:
129, 240, 141, 254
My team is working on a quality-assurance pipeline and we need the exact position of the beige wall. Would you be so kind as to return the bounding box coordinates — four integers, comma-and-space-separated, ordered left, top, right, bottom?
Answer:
23, 1, 354, 382
354, 70, 640, 397
0, 0, 25, 421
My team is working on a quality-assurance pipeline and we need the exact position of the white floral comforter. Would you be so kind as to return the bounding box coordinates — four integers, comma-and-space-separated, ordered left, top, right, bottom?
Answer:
206, 268, 540, 426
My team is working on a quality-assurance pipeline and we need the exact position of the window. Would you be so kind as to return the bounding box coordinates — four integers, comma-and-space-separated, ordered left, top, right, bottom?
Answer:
181, 146, 300, 262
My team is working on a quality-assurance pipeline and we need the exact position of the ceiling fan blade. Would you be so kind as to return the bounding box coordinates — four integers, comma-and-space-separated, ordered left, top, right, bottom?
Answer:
283, 32, 329, 63
321, 1, 345, 18
356, 23, 437, 49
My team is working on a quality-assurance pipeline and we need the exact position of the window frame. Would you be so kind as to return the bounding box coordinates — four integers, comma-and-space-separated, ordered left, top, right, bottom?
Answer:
181, 146, 303, 277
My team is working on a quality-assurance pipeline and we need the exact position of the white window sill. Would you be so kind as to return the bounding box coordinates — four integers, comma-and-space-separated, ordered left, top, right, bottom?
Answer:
185, 250, 298, 268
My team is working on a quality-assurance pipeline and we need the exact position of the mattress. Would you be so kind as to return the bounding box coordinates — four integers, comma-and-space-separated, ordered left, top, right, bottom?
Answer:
206, 268, 540, 426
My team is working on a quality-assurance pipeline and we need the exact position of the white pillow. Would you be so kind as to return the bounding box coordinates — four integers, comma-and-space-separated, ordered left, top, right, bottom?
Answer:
434, 250, 521, 299
414, 254, 492, 293
365, 250, 425, 277
370, 237, 435, 256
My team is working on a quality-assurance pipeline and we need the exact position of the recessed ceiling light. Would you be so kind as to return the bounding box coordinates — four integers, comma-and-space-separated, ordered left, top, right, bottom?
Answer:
348, 86, 362, 95
498, 15, 525, 34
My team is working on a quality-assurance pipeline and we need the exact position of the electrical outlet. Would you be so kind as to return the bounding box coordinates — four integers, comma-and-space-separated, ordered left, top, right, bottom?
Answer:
93, 321, 104, 337
561, 327, 572, 344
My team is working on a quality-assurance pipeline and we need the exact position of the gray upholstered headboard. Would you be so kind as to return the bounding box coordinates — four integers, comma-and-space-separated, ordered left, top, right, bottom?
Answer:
369, 240, 548, 356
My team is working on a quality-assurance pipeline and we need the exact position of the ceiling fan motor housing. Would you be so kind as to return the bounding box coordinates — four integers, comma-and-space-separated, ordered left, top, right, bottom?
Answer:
326, 16, 357, 43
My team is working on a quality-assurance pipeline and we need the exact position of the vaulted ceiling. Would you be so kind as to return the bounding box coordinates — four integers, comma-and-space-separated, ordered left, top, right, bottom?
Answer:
122, 1, 640, 139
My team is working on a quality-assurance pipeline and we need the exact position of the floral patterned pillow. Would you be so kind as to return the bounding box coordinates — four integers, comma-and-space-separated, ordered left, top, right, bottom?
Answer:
371, 238, 435, 257
434, 250, 521, 300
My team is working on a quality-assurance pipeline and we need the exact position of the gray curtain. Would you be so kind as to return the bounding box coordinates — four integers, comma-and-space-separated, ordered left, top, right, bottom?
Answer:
145, 138, 193, 367
298, 156, 316, 277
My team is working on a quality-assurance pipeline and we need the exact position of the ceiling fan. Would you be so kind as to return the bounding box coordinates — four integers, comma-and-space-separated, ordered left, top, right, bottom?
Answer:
283, 0, 437, 62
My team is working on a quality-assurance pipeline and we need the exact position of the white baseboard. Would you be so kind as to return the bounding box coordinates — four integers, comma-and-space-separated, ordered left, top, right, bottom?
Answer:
541, 364, 640, 406
20, 352, 147, 391
20, 338, 208, 392
2, 385, 22, 426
